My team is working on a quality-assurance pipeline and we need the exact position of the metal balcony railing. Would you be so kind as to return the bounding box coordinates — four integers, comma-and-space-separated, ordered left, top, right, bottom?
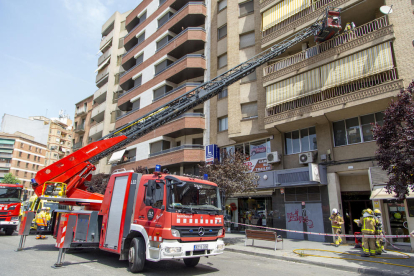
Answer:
149, 144, 204, 157
75, 107, 87, 116
75, 125, 85, 131
72, 141, 83, 150
266, 68, 398, 116
154, 54, 205, 77
263, 16, 389, 76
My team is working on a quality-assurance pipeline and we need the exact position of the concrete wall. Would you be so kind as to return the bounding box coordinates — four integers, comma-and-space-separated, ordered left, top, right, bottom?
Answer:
1, 114, 49, 145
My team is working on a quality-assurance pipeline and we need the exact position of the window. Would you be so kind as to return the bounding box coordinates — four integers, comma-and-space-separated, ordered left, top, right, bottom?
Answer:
24, 172, 27, 177
139, 11, 147, 22
117, 55, 122, 66
218, 89, 228, 99
36, 165, 39, 170
137, 32, 145, 45
132, 99, 140, 110
32, 164, 35, 169
154, 85, 173, 100
19, 152, 22, 157
333, 112, 384, 146
135, 53, 144, 67
158, 12, 173, 28
145, 181, 164, 209
150, 140, 171, 154
218, 25, 227, 40
114, 73, 120, 85
218, 117, 228, 132
192, 137, 203, 145
239, 0, 254, 17
156, 35, 173, 50
220, 138, 271, 161
240, 32, 255, 48
57, 131, 61, 135
134, 75, 142, 87
285, 186, 321, 202
17, 161, 20, 167
31, 173, 34, 178
27, 154, 30, 159
26, 163, 29, 168
218, 54, 227, 68
176, 141, 181, 147
159, 0, 167, 6
241, 102, 258, 119
118, 38, 124, 49
218, 0, 227, 11
285, 127, 317, 155
241, 71, 256, 83
155, 59, 173, 75
29, 145, 32, 150
15, 170, 19, 176
120, 20, 126, 31
20, 143, 23, 148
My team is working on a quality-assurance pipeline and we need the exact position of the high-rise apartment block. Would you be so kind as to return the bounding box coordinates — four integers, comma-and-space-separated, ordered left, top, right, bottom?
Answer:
110, 0, 211, 175
73, 96, 94, 152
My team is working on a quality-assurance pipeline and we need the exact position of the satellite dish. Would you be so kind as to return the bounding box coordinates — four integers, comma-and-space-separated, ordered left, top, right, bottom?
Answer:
380, 5, 393, 14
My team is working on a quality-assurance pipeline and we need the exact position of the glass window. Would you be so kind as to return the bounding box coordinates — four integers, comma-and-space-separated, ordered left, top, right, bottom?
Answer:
333, 120, 346, 146
136, 53, 144, 66
156, 35, 173, 50
218, 117, 228, 131
159, 0, 167, 6
218, 89, 228, 99
137, 32, 145, 45
309, 126, 317, 150
145, 182, 164, 208
345, 117, 361, 144
375, 112, 384, 126
285, 127, 317, 154
154, 85, 173, 100
239, 0, 254, 17
134, 75, 142, 87
360, 114, 375, 142
291, 130, 300, 154
240, 32, 255, 48
241, 71, 256, 83
218, 0, 227, 11
300, 128, 310, 152
158, 12, 173, 28
139, 11, 147, 22
155, 59, 174, 75
218, 25, 227, 40
218, 54, 227, 68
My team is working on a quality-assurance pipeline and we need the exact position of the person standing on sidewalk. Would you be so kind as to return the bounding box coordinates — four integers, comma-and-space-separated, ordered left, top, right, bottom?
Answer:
374, 209, 386, 254
358, 209, 378, 257
329, 208, 344, 247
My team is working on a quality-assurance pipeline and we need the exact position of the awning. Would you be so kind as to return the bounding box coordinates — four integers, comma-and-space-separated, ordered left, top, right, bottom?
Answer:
370, 186, 414, 200
231, 190, 274, 198
108, 149, 126, 164
0, 139, 15, 145
94, 57, 110, 73
262, 0, 311, 31
98, 39, 112, 54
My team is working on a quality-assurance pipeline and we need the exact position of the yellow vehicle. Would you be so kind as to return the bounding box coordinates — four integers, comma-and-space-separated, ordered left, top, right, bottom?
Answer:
26, 195, 61, 230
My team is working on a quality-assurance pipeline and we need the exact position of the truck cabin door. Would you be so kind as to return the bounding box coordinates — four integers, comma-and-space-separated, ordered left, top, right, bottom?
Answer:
138, 180, 165, 242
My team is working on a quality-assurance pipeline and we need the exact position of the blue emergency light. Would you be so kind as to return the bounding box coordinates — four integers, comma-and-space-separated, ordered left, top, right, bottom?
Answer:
155, 165, 161, 172
203, 174, 208, 180
31, 178, 36, 184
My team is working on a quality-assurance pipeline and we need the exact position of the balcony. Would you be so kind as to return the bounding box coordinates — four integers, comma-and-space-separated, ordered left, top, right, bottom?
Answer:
91, 101, 106, 123
263, 16, 392, 82
74, 125, 85, 133
261, 0, 356, 47
0, 144, 14, 148
93, 83, 108, 105
98, 48, 112, 66
123, 2, 207, 63
72, 141, 83, 151
99, 30, 113, 51
75, 107, 87, 117
89, 121, 104, 141
149, 144, 203, 158
0, 163, 11, 168
0, 153, 12, 158
96, 64, 110, 87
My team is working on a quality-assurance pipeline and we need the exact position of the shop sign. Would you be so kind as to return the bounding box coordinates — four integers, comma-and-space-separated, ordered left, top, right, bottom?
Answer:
245, 159, 272, 173
205, 144, 220, 163
373, 200, 380, 209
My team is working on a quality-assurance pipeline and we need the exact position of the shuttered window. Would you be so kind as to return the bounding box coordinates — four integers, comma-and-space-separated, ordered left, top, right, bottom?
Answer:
156, 35, 173, 50
132, 98, 140, 110
266, 68, 319, 108
134, 75, 142, 87
218, 25, 227, 40
262, 0, 311, 31
241, 102, 258, 119
239, 0, 254, 17
320, 42, 393, 90
137, 32, 145, 45
139, 11, 147, 22
154, 85, 173, 100
218, 0, 227, 11
158, 12, 173, 28
136, 53, 144, 66
240, 32, 255, 48
118, 38, 124, 49
218, 89, 228, 99
155, 59, 174, 75
218, 54, 227, 68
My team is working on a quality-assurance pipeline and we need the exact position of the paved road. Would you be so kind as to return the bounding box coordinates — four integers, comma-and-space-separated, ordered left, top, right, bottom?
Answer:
0, 231, 355, 276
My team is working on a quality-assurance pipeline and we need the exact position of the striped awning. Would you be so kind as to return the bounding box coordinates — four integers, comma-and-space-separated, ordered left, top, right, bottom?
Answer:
266, 68, 320, 108
321, 42, 393, 90
262, 0, 311, 31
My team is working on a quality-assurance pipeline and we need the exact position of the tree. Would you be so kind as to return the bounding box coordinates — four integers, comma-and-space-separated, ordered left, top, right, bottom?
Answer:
372, 81, 414, 200
134, 166, 148, 174
1, 173, 21, 184
199, 152, 259, 201
84, 173, 110, 195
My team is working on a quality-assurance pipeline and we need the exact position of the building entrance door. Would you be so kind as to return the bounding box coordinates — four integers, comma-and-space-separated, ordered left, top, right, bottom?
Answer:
341, 192, 372, 239
387, 202, 410, 244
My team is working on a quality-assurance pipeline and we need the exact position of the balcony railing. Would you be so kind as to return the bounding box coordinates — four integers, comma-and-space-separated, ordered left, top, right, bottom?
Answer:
0, 163, 11, 167
155, 54, 205, 77
91, 101, 106, 118
0, 153, 12, 158
149, 144, 204, 158
98, 48, 112, 66
72, 141, 83, 150
0, 144, 14, 148
75, 125, 85, 132
96, 65, 110, 83
152, 82, 201, 102
262, 0, 337, 39
266, 68, 398, 116
100, 30, 113, 49
89, 121, 104, 137
263, 16, 389, 77
75, 107, 87, 116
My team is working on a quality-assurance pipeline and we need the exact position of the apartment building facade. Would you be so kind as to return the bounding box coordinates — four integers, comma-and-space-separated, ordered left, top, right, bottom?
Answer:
73, 95, 94, 152
90, 11, 132, 174
110, 0, 211, 175
0, 132, 46, 194
211, 0, 414, 245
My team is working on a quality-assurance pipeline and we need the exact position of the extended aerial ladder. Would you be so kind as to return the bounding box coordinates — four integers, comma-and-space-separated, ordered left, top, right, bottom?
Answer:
32, 8, 342, 207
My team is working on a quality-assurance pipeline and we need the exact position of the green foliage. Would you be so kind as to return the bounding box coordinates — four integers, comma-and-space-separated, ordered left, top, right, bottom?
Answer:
84, 173, 110, 195
0, 173, 21, 184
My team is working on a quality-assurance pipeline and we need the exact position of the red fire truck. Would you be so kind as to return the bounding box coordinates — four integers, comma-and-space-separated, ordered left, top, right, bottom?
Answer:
0, 183, 23, 235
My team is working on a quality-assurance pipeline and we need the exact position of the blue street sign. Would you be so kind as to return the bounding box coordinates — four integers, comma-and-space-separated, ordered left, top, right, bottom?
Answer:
205, 144, 220, 163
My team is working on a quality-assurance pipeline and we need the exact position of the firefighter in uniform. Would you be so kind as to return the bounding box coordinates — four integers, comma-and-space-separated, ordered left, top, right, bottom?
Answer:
358, 208, 378, 257
35, 207, 48, 239
329, 208, 344, 247
374, 209, 386, 254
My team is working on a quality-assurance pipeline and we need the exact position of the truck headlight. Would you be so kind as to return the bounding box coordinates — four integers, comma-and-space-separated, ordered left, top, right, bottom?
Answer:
217, 244, 225, 250
171, 229, 180, 237
11, 217, 19, 221
218, 228, 224, 236
165, 247, 182, 253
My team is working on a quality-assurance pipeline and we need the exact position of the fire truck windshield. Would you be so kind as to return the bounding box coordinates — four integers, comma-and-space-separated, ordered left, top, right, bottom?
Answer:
0, 187, 22, 203
169, 182, 222, 212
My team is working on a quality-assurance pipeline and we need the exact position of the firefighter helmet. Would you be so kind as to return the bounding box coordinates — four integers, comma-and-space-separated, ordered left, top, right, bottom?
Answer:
374, 209, 381, 215
332, 208, 338, 214
365, 208, 373, 215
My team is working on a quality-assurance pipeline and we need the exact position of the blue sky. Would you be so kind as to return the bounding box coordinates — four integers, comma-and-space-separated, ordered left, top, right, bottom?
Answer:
0, 0, 139, 121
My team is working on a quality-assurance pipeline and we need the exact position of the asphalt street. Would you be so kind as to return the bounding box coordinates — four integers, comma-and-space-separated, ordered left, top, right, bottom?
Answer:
0, 231, 355, 276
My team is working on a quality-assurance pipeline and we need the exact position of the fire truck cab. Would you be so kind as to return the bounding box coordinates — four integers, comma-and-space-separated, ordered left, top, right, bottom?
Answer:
0, 183, 23, 235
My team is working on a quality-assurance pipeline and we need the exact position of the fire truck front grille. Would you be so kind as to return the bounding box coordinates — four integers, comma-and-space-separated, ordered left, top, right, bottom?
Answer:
173, 226, 222, 237
0, 212, 7, 215
0, 218, 5, 221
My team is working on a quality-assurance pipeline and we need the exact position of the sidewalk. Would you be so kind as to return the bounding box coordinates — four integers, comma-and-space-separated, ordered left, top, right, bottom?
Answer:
223, 233, 414, 276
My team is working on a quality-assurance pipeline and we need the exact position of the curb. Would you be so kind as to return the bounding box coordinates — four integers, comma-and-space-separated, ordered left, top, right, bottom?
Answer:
225, 247, 404, 276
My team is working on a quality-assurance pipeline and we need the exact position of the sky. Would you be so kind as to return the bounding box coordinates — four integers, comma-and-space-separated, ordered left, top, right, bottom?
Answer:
0, 0, 140, 121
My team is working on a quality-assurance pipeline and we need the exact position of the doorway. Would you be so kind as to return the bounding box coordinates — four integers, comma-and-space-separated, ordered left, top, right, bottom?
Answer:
341, 192, 372, 239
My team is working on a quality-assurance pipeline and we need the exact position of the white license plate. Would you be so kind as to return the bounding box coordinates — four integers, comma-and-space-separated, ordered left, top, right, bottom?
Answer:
194, 244, 208, 250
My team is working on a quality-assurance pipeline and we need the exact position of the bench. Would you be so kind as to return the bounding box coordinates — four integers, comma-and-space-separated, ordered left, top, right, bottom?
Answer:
245, 229, 283, 251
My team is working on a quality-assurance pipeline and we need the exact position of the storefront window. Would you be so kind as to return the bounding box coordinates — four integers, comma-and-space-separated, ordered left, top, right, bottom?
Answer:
237, 197, 272, 230
220, 138, 271, 161
387, 202, 410, 243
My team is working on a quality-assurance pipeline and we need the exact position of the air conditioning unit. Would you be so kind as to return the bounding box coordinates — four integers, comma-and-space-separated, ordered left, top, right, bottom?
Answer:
299, 152, 313, 164
266, 151, 280, 163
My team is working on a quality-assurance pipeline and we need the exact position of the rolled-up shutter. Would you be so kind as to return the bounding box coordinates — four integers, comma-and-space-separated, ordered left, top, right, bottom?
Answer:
321, 42, 393, 90
241, 102, 258, 118
240, 32, 255, 48
262, 0, 311, 31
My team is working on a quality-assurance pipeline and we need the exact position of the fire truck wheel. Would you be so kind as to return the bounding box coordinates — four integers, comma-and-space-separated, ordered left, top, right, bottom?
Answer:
129, 237, 145, 273
183, 257, 200, 267
5, 228, 14, 236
